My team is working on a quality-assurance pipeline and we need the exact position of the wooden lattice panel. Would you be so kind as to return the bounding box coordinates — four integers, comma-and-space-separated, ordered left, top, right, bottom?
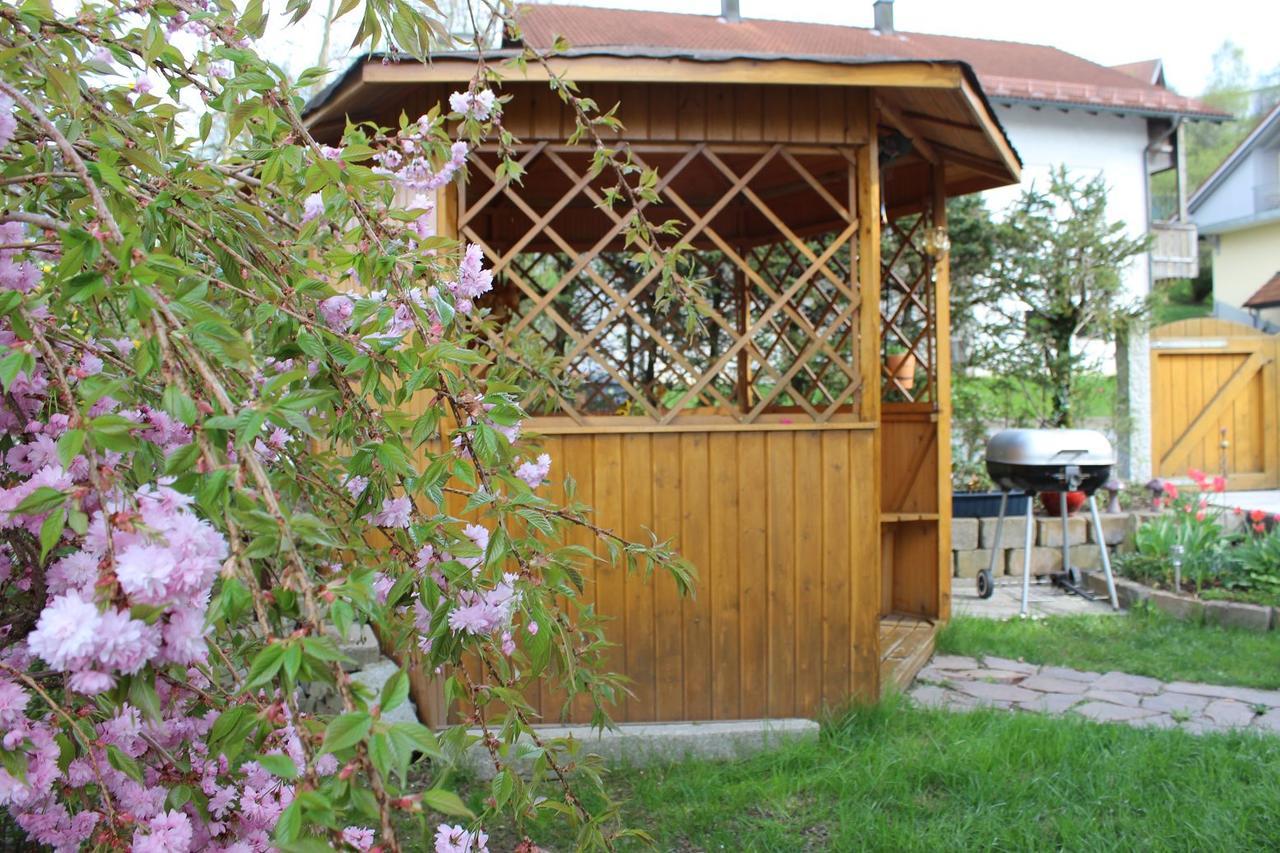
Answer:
880, 207, 937, 403
458, 143, 864, 424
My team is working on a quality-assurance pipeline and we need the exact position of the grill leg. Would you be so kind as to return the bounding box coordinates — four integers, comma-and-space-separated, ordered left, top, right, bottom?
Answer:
1060, 489, 1071, 582
1088, 494, 1120, 610
1020, 495, 1034, 617
986, 492, 1008, 579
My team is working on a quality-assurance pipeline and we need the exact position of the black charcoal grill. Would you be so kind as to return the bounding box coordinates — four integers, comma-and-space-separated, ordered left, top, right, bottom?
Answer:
978, 429, 1120, 614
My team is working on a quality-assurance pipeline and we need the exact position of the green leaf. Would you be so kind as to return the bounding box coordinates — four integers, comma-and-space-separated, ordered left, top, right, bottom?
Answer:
107, 744, 144, 783
274, 799, 302, 844
379, 669, 408, 713
162, 384, 198, 426
256, 753, 299, 779
421, 787, 473, 819
39, 507, 65, 561
128, 674, 163, 722
319, 712, 371, 755
15, 486, 65, 516
56, 429, 86, 468
243, 643, 286, 691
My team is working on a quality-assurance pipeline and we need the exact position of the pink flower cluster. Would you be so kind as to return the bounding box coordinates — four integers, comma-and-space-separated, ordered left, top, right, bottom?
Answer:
0, 652, 349, 850
448, 89, 497, 121
27, 483, 227, 693
0, 93, 16, 149
515, 453, 551, 489
446, 244, 493, 315
0, 222, 43, 293
435, 822, 489, 852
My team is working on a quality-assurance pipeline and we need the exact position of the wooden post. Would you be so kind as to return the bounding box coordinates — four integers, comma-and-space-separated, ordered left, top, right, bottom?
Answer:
854, 98, 882, 699
931, 164, 953, 622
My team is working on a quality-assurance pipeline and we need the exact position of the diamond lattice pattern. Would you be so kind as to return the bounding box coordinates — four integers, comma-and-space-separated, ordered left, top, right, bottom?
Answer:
458, 143, 864, 424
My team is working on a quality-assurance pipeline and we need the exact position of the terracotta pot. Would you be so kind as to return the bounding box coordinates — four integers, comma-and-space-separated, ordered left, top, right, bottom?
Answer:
886, 352, 916, 390
1040, 490, 1086, 516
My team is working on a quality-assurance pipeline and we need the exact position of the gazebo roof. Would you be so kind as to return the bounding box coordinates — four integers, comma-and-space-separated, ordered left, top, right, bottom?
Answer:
1244, 272, 1280, 310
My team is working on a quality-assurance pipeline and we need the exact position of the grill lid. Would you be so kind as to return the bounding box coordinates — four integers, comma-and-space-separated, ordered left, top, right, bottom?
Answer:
985, 428, 1115, 468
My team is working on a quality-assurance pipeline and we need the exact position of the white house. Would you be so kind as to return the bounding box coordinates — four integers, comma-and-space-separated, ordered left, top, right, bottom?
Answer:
1188, 103, 1280, 328
510, 0, 1226, 479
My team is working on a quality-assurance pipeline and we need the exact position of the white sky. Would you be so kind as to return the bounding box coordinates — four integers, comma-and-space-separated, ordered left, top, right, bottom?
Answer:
539, 0, 1279, 96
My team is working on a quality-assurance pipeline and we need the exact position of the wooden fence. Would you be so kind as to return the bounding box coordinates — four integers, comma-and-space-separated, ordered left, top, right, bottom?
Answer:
1151, 317, 1279, 489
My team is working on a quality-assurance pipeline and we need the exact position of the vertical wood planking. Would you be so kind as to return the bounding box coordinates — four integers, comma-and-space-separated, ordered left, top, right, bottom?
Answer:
733, 86, 763, 143
591, 435, 627, 720
708, 433, 741, 718
677, 85, 708, 141
651, 434, 684, 719
765, 432, 796, 715
680, 433, 713, 719
820, 431, 852, 704
793, 432, 824, 712
536, 435, 567, 717
621, 434, 656, 721
736, 432, 768, 718
563, 435, 599, 722
850, 432, 880, 698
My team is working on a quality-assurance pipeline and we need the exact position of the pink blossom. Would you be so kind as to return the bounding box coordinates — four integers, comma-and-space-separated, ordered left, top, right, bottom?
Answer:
448, 89, 496, 120
343, 826, 375, 850
115, 543, 178, 604
319, 294, 355, 331
373, 496, 413, 528
344, 475, 368, 500
27, 592, 102, 671
132, 809, 193, 853
435, 823, 489, 853
515, 453, 551, 489
302, 192, 324, 224
500, 631, 515, 656
0, 94, 13, 149
527, 620, 539, 636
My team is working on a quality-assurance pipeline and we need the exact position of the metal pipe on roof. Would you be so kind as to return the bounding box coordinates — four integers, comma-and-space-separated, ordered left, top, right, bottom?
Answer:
720, 0, 741, 24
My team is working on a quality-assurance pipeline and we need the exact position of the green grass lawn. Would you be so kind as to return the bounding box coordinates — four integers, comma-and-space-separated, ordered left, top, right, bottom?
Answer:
936, 609, 1280, 689
435, 700, 1280, 850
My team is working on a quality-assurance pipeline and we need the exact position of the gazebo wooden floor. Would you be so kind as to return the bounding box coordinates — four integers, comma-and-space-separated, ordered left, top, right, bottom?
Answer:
879, 612, 937, 695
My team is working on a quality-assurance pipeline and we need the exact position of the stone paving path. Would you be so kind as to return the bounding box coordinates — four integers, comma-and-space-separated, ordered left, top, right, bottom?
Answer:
910, 654, 1280, 735
952, 576, 1123, 619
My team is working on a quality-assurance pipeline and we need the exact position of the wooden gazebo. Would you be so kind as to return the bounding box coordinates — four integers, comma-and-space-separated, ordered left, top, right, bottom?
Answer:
305, 12, 1021, 723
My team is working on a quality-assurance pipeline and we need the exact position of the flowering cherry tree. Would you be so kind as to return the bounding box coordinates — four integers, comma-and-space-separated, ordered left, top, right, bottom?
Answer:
0, 0, 694, 849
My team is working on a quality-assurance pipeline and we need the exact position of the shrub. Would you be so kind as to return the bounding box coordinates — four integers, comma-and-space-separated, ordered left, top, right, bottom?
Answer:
0, 1, 695, 849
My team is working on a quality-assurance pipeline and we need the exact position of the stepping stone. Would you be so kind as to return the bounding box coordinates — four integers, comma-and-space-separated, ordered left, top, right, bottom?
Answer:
1019, 675, 1091, 695
1018, 692, 1080, 714
1251, 710, 1280, 733
1129, 713, 1178, 730
1092, 672, 1163, 695
981, 656, 1039, 675
909, 684, 966, 709
1039, 666, 1100, 683
952, 680, 1041, 704
949, 668, 1025, 683
1142, 692, 1210, 715
1084, 689, 1143, 708
930, 655, 981, 671
1164, 682, 1280, 708
1073, 701, 1158, 723
1203, 699, 1258, 728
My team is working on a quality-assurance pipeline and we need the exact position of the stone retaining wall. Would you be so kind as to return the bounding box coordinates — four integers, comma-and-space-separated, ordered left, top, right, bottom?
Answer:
1080, 570, 1279, 633
951, 512, 1139, 579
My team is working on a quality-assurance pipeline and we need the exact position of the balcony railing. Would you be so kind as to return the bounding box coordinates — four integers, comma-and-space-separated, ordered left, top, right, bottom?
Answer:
1151, 220, 1198, 281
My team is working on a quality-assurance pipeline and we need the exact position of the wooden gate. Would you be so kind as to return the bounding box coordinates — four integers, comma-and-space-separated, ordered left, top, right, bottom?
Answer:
1151, 318, 1280, 489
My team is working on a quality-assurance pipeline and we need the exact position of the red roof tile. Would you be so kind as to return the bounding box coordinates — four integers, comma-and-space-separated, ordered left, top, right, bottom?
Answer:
1244, 272, 1280, 309
516, 5, 1226, 118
